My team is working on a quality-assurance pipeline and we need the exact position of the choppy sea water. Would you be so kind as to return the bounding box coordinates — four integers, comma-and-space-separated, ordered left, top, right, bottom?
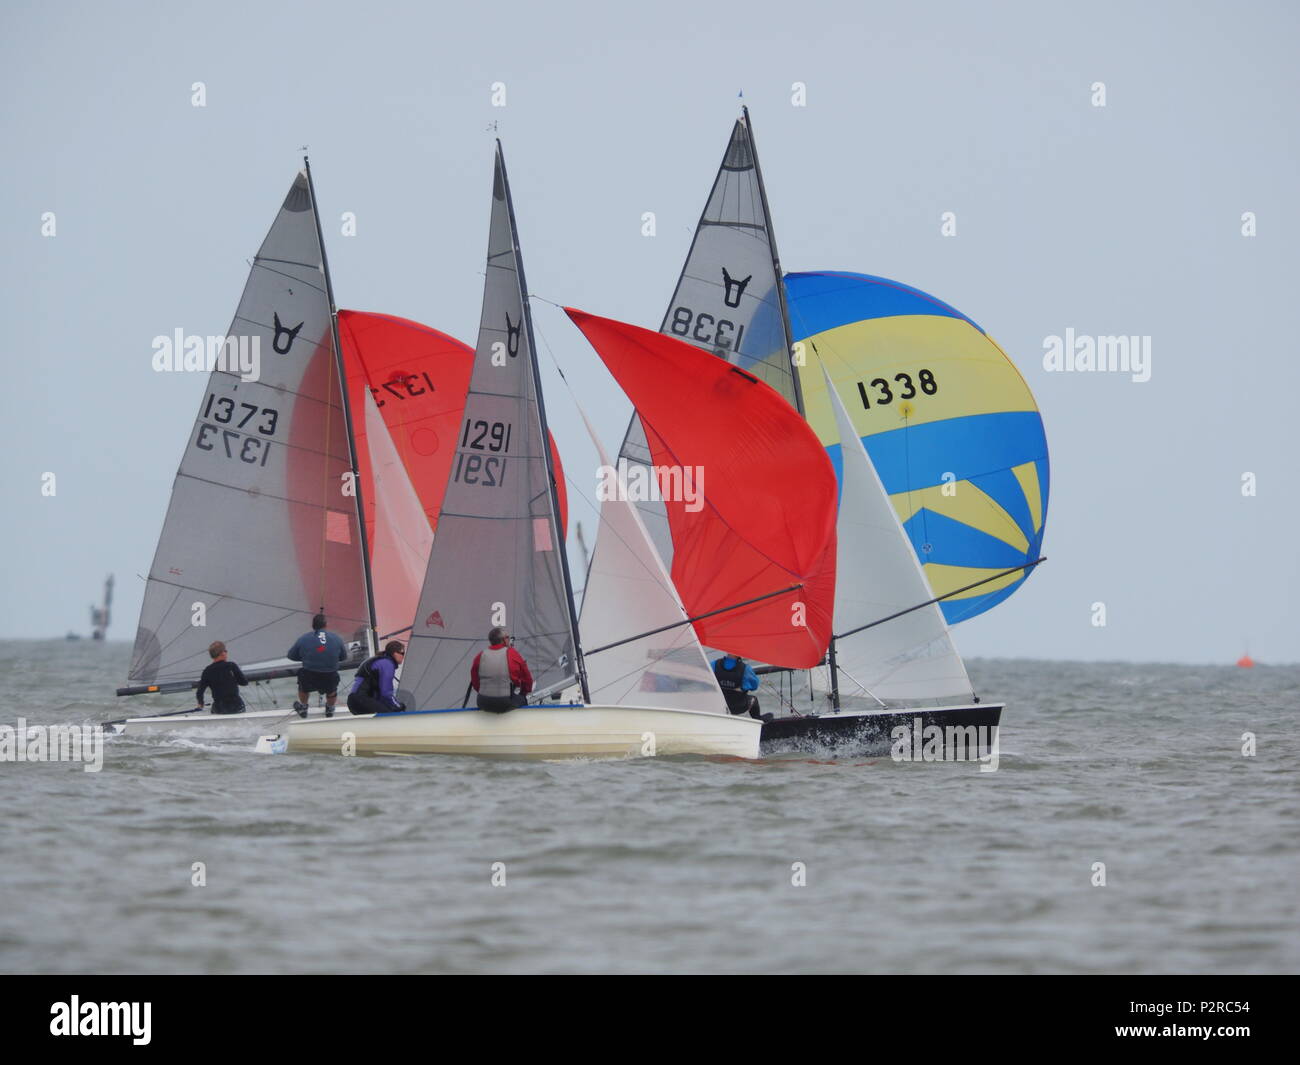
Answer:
1, 639, 1296, 974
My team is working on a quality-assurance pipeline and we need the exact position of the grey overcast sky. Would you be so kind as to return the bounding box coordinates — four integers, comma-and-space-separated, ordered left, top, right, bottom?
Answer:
2, 0, 1296, 664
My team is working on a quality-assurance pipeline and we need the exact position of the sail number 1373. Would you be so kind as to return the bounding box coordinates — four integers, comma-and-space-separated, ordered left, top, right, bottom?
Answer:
194, 394, 280, 466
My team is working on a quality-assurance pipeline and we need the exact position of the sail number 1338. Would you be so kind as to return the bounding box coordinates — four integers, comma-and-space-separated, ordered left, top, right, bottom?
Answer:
856, 370, 938, 410
668, 307, 745, 352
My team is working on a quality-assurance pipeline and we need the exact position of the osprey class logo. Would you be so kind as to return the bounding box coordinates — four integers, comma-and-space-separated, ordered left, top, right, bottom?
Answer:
271, 311, 304, 354
425, 611, 445, 629
504, 312, 521, 357
721, 267, 751, 309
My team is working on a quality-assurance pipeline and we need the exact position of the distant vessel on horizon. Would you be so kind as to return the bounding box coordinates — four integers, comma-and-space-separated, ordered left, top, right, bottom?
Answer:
66, 575, 113, 641
91, 575, 113, 641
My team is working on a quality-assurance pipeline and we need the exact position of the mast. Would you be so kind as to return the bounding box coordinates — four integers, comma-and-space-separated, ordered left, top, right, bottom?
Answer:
743, 105, 805, 417
497, 142, 590, 703
303, 155, 378, 656
826, 637, 841, 712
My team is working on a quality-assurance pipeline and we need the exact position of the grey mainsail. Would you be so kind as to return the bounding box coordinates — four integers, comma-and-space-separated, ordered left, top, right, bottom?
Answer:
128, 172, 370, 684
401, 145, 580, 709
617, 108, 800, 565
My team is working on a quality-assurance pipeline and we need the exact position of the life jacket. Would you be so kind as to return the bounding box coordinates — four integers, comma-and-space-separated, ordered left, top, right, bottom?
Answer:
714, 656, 745, 691
478, 645, 513, 698
356, 655, 388, 699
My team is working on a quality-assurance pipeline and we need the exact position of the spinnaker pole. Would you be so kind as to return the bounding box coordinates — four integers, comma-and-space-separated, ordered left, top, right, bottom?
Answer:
583, 582, 803, 657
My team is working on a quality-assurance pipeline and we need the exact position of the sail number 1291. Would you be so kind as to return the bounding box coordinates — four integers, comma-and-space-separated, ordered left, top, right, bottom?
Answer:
453, 417, 513, 488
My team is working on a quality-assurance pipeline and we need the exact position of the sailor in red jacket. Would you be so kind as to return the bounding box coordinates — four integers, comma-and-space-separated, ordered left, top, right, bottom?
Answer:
470, 626, 534, 713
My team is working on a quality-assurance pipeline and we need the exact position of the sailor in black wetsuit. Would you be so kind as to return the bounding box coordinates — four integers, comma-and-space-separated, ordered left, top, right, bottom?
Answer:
195, 640, 249, 715
711, 654, 773, 722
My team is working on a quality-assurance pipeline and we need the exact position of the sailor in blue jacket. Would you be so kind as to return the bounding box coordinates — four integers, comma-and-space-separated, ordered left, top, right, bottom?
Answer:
287, 613, 348, 717
711, 654, 770, 721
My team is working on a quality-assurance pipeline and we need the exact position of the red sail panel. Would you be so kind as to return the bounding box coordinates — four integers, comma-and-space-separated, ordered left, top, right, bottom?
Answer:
286, 322, 370, 646
340, 310, 475, 542
340, 310, 568, 541
566, 308, 837, 667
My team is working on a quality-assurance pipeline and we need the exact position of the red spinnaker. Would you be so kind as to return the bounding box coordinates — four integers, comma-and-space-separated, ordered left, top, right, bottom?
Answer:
566, 308, 837, 668
340, 310, 568, 543
286, 322, 371, 646
340, 311, 475, 541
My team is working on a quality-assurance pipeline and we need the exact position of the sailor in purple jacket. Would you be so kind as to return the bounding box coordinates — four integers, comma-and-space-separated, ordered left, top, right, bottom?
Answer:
346, 641, 407, 715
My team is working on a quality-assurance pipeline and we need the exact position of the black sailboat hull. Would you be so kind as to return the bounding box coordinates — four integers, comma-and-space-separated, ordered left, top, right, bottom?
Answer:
759, 703, 1003, 756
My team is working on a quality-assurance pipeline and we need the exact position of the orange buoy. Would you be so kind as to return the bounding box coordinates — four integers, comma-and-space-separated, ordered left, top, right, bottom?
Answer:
1237, 655, 1255, 668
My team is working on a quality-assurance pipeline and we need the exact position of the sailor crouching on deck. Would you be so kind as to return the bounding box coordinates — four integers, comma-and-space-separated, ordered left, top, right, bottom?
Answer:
288, 613, 348, 718
711, 654, 773, 722
471, 627, 533, 713
195, 640, 248, 714
346, 641, 407, 716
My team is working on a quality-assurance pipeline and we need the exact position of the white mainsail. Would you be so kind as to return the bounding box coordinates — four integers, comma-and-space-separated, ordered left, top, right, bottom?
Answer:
400, 145, 580, 709
128, 171, 370, 685
817, 368, 973, 704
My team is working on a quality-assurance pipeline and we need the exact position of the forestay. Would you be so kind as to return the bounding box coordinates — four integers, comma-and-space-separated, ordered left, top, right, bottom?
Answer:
401, 147, 578, 709
128, 172, 368, 684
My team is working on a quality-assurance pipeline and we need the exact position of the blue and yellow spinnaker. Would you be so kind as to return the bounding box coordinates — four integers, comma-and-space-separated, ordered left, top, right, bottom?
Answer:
785, 271, 1049, 624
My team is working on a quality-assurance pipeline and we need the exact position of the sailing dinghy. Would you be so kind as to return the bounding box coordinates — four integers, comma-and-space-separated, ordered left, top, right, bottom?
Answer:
112, 164, 382, 735
623, 108, 1037, 753
281, 144, 784, 759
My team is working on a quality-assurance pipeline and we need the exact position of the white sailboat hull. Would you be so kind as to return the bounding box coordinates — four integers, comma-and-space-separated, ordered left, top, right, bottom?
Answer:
109, 704, 337, 736
281, 703, 762, 759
